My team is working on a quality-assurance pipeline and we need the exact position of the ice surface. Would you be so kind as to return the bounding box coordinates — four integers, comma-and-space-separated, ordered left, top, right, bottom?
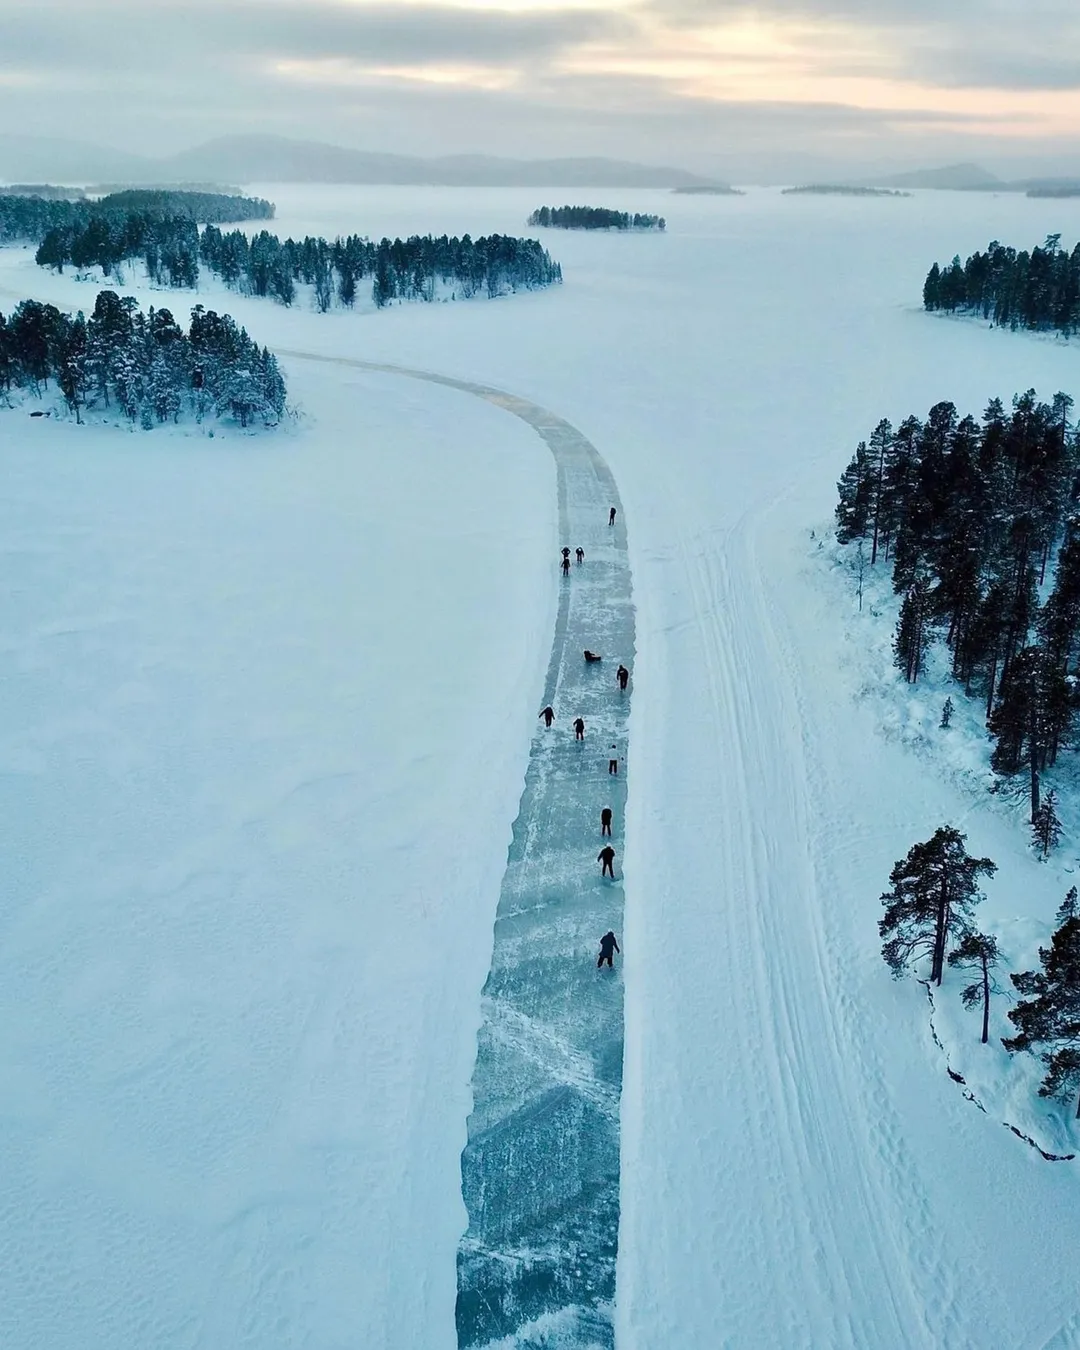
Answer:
4, 185, 1080, 1349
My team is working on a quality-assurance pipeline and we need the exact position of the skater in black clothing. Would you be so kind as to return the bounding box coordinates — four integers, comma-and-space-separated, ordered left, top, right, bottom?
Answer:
539, 706, 555, 727
598, 845, 616, 878
608, 746, 619, 775
575, 547, 584, 564
573, 717, 585, 740
609, 507, 617, 526
616, 664, 629, 691
583, 649, 602, 663
597, 931, 620, 968
561, 556, 571, 576
562, 546, 571, 560
600, 807, 612, 836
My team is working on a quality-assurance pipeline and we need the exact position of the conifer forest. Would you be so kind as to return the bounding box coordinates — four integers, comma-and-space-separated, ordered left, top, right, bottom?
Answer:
0, 290, 286, 429
923, 234, 1080, 335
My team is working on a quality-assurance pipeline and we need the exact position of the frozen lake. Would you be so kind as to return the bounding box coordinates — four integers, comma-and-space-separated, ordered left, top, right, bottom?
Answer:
3, 184, 1080, 1348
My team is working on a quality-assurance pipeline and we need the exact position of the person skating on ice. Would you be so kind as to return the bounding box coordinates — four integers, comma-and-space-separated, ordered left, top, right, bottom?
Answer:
573, 716, 585, 741
600, 807, 612, 837
616, 664, 629, 691
598, 844, 616, 877
597, 931, 620, 968
539, 705, 555, 727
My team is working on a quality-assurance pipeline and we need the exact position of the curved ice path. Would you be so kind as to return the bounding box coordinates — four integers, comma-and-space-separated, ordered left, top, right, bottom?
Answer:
279, 352, 633, 1348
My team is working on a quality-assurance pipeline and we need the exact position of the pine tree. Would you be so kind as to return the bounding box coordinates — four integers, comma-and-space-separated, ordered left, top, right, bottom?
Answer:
880, 826, 996, 985
1031, 788, 1063, 859
1003, 904, 1080, 1117
948, 930, 1002, 1042
894, 577, 932, 683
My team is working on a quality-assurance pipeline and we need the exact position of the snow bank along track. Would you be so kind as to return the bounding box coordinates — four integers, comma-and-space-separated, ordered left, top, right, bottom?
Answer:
279, 351, 634, 1348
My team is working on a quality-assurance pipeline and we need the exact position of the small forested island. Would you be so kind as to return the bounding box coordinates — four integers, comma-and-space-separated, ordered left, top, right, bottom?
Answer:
782, 185, 910, 197
671, 184, 742, 196
1026, 186, 1080, 199
0, 189, 273, 244
29, 207, 561, 309
527, 205, 665, 231
0, 290, 286, 429
924, 234, 1080, 334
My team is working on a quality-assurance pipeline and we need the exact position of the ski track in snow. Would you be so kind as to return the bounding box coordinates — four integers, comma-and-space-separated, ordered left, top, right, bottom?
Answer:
279, 349, 633, 1349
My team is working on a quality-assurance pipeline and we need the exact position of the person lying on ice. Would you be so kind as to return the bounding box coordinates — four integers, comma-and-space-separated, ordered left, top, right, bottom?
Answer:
583, 650, 602, 662
597, 931, 620, 968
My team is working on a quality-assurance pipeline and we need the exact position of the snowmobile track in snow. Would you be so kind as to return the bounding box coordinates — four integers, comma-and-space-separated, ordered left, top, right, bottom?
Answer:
280, 350, 633, 1349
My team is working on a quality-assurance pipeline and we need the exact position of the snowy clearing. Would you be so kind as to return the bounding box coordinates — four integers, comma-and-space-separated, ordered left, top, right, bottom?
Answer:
3, 185, 1080, 1348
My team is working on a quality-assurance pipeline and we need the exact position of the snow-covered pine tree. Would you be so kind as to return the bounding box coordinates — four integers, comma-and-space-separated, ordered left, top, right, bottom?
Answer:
1003, 901, 1080, 1117
879, 826, 996, 985
894, 577, 932, 682
1031, 789, 1063, 859
835, 440, 873, 543
947, 930, 1002, 1043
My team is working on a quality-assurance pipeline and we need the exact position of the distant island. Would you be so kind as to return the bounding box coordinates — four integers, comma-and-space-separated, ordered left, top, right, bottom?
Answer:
782, 185, 910, 198
528, 206, 665, 231
671, 184, 742, 196
1027, 185, 1080, 199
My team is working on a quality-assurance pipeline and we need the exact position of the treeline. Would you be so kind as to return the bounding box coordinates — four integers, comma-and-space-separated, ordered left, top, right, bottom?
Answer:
836, 391, 1080, 821
879, 826, 1080, 1119
0, 290, 286, 429
924, 234, 1080, 335
0, 189, 273, 244
527, 205, 665, 231
36, 213, 563, 309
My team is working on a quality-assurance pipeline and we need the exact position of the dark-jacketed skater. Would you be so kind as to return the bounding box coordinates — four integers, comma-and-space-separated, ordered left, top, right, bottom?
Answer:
609, 506, 617, 526
616, 664, 629, 691
573, 717, 585, 741
598, 845, 616, 878
608, 746, 619, 775
561, 555, 571, 576
601, 807, 612, 836
539, 706, 555, 727
562, 546, 571, 560
597, 930, 620, 968
575, 547, 584, 564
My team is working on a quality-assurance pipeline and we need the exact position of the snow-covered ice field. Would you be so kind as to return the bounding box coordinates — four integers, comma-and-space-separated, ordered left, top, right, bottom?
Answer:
3, 184, 1080, 1348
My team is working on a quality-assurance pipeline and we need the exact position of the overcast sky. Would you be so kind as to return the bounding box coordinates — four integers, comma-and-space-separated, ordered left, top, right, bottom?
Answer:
2, 0, 1079, 176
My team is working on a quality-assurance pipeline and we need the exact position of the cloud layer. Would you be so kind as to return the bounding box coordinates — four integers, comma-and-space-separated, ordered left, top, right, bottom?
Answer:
1, 0, 1078, 175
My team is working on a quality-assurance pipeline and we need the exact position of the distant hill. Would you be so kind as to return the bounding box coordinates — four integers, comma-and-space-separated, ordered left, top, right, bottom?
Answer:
861, 162, 1005, 191
159, 136, 714, 188
1, 133, 713, 189
0, 135, 151, 184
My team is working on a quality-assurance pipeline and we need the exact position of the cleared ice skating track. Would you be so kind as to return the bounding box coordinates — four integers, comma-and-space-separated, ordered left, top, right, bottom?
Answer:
281, 351, 633, 1349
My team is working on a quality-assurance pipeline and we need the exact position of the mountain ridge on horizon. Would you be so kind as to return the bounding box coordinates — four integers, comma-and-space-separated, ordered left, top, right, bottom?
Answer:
0, 132, 721, 189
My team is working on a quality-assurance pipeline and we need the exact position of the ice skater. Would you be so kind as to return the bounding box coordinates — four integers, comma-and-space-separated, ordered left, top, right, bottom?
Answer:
597, 930, 620, 968
609, 506, 617, 526
575, 547, 585, 564
598, 844, 616, 878
616, 664, 629, 691
584, 649, 602, 663
539, 705, 555, 727
600, 806, 612, 837
608, 746, 619, 775
561, 555, 571, 576
573, 716, 586, 741
562, 546, 571, 560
